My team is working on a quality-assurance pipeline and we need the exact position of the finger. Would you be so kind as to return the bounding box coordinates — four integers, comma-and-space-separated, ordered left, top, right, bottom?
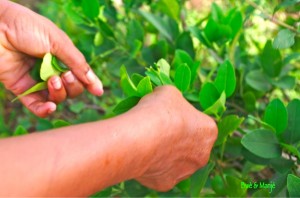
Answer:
49, 27, 104, 96
47, 76, 67, 103
61, 71, 84, 98
7, 72, 56, 117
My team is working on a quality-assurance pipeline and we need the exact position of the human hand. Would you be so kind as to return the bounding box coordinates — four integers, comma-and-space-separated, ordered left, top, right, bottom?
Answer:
133, 86, 218, 191
0, 0, 103, 117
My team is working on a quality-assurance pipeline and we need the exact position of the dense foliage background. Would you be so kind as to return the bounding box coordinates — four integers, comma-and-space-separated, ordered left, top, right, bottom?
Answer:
2, 0, 300, 197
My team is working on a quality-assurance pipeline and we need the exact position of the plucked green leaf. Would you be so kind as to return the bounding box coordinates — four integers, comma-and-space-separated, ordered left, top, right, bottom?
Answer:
174, 64, 191, 92
273, 29, 296, 49
156, 59, 170, 76
214, 60, 236, 97
12, 82, 48, 102
263, 99, 287, 135
51, 56, 68, 73
120, 65, 138, 96
241, 129, 282, 159
40, 53, 61, 81
113, 96, 141, 115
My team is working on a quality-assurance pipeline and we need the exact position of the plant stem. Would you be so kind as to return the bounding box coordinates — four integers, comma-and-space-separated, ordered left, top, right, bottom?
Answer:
246, 0, 299, 34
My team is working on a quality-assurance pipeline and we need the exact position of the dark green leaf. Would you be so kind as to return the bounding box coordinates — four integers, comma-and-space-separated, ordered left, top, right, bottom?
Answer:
245, 70, 272, 92
125, 180, 150, 197
252, 189, 270, 197
263, 99, 287, 135
273, 29, 296, 49
175, 32, 195, 59
215, 115, 244, 146
199, 82, 221, 110
287, 174, 300, 197
52, 120, 71, 128
172, 50, 194, 69
113, 96, 140, 115
243, 92, 256, 112
90, 187, 112, 197
174, 64, 191, 92
51, 56, 69, 73
272, 75, 296, 89
283, 99, 300, 144
70, 101, 86, 114
260, 40, 283, 77
81, 0, 100, 20
241, 129, 282, 159
190, 162, 214, 197
214, 60, 236, 97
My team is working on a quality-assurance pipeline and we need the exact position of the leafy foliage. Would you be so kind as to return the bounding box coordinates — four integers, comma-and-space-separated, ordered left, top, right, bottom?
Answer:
1, 0, 300, 197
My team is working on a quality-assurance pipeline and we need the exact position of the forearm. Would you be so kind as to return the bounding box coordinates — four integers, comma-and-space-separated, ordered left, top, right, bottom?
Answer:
0, 105, 159, 196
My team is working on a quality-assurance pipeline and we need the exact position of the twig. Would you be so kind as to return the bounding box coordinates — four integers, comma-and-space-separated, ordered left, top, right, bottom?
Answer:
246, 0, 299, 34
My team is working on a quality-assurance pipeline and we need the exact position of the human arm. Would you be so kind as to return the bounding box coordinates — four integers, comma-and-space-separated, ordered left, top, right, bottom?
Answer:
0, 0, 103, 117
0, 86, 217, 197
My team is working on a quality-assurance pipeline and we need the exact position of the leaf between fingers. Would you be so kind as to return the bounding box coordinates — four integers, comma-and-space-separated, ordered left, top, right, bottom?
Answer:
11, 82, 48, 102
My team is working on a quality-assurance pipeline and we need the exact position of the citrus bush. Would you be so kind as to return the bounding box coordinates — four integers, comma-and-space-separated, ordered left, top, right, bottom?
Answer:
1, 0, 300, 197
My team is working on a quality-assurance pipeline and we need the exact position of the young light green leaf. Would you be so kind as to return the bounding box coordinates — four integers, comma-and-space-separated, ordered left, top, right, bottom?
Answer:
12, 82, 48, 102
120, 65, 138, 96
137, 76, 153, 97
287, 174, 300, 197
156, 59, 170, 77
273, 29, 296, 49
94, 32, 103, 46
241, 129, 282, 159
13, 125, 28, 136
263, 99, 287, 135
174, 64, 191, 92
214, 60, 236, 97
40, 53, 61, 81
81, 0, 100, 20
113, 96, 141, 115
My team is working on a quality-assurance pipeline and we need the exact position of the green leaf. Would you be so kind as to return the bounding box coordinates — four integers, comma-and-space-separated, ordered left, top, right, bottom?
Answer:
263, 99, 287, 135
243, 92, 256, 112
145, 67, 162, 86
51, 56, 68, 73
215, 115, 244, 146
156, 59, 170, 77
260, 40, 283, 77
174, 64, 191, 92
199, 82, 221, 110
175, 32, 195, 59
252, 189, 270, 197
287, 174, 300, 197
81, 0, 100, 20
90, 187, 112, 198
280, 143, 300, 159
136, 77, 153, 97
131, 73, 144, 87
40, 53, 61, 81
274, 0, 300, 12
12, 82, 48, 102
272, 75, 296, 89
203, 92, 226, 118
214, 60, 236, 97
69, 101, 86, 114
94, 32, 103, 46
139, 10, 173, 41
113, 96, 140, 115
177, 178, 191, 194
283, 99, 300, 144
273, 29, 296, 49
241, 129, 282, 159
245, 70, 272, 92
63, 2, 85, 24
225, 176, 247, 197
52, 120, 71, 128
190, 162, 215, 197
120, 65, 138, 96
172, 50, 194, 69
13, 125, 28, 136
155, 0, 180, 21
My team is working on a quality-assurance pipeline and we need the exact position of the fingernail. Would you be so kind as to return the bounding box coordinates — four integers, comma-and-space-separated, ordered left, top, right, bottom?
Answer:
64, 71, 75, 84
51, 76, 61, 90
48, 103, 56, 114
86, 69, 96, 83
95, 79, 104, 96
